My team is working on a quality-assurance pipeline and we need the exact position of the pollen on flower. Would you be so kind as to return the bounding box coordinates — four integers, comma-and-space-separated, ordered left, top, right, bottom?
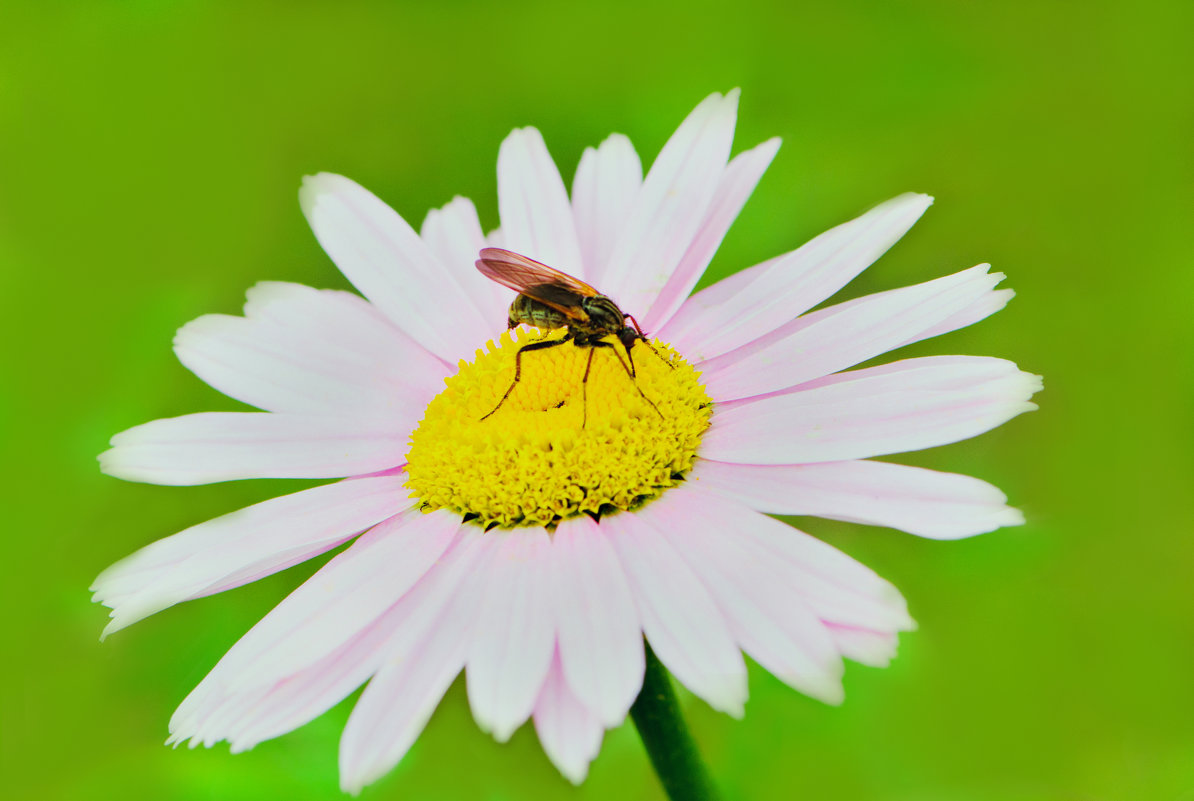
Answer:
405, 327, 713, 529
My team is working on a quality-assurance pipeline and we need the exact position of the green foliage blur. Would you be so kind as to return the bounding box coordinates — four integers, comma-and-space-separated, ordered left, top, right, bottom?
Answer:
2, 1, 1191, 799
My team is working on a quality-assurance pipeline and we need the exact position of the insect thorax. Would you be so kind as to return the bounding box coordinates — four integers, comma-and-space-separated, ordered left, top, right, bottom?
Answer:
579, 295, 626, 335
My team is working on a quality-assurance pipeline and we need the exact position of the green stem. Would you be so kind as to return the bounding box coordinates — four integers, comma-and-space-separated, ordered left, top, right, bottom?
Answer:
630, 642, 721, 801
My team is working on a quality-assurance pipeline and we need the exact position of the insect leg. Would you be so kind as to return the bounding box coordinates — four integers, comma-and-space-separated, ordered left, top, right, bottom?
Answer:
580, 347, 597, 428
480, 335, 572, 420
590, 340, 664, 419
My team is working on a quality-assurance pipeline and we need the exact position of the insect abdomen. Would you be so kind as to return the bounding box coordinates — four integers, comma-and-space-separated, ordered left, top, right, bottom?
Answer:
509, 294, 569, 330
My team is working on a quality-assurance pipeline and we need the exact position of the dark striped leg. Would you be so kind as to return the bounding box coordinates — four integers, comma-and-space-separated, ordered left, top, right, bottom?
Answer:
480, 335, 572, 420
588, 340, 663, 421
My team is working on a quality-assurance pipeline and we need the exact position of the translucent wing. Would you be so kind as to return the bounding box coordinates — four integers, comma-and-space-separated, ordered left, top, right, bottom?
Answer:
475, 248, 601, 298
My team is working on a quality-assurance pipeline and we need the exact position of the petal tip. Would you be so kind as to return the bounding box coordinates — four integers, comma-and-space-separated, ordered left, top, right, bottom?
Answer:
809, 678, 846, 706
299, 172, 356, 215
601, 131, 633, 149
501, 126, 545, 151
96, 447, 121, 475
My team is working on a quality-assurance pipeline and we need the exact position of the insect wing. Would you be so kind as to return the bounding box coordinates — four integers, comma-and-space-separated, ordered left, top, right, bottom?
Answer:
476, 248, 600, 298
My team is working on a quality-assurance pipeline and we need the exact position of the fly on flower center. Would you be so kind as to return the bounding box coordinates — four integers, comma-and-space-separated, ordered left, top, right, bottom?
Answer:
404, 255, 713, 531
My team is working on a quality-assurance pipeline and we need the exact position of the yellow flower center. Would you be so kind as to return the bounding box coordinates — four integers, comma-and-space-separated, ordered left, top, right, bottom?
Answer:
405, 327, 712, 529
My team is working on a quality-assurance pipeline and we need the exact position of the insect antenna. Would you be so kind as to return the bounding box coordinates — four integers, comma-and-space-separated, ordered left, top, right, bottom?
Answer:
622, 313, 674, 370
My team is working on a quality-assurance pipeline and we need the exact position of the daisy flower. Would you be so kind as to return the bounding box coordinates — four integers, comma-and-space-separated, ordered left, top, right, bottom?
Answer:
94, 90, 1040, 793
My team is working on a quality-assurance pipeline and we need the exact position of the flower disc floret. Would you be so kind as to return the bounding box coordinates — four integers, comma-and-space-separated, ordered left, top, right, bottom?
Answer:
405, 327, 712, 528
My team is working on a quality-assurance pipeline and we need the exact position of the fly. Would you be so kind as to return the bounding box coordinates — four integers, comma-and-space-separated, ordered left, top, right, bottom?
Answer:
474, 247, 669, 424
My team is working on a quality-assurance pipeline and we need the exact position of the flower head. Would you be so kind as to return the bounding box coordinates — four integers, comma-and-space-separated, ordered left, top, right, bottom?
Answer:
94, 90, 1039, 792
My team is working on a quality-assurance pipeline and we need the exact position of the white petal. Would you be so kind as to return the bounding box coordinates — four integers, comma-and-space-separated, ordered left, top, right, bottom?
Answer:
656, 253, 777, 345
172, 592, 407, 751
338, 529, 496, 794
640, 488, 844, 703
643, 137, 781, 331
168, 515, 466, 751
551, 515, 644, 727
658, 486, 912, 652
92, 475, 412, 635
299, 173, 489, 362
662, 193, 933, 361
826, 624, 899, 667
701, 264, 1009, 400
916, 288, 1015, 344
175, 282, 448, 418
211, 528, 495, 752
602, 511, 748, 716
213, 509, 459, 694
497, 127, 585, 276
466, 528, 556, 742
599, 90, 739, 310
340, 642, 464, 794
533, 648, 604, 784
701, 356, 1042, 464
420, 195, 510, 325
689, 491, 914, 633
693, 459, 1024, 539
99, 412, 409, 485
571, 133, 642, 283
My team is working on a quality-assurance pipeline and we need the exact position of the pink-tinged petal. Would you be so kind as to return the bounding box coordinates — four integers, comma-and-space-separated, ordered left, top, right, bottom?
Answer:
701, 264, 1009, 401
99, 412, 409, 486
599, 90, 739, 309
340, 643, 463, 794
299, 173, 489, 362
827, 624, 899, 668
571, 133, 642, 283
914, 288, 1014, 344
466, 528, 556, 742
183, 529, 499, 753
214, 509, 459, 695
707, 492, 915, 634
338, 529, 497, 794
640, 488, 845, 703
702, 356, 1042, 464
171, 589, 407, 751
658, 486, 912, 652
693, 459, 1024, 539
602, 511, 748, 717
175, 282, 448, 418
662, 193, 933, 361
243, 282, 451, 397
533, 648, 604, 784
643, 137, 781, 331
420, 196, 510, 325
656, 253, 777, 345
92, 475, 413, 636
225, 619, 400, 751
168, 520, 473, 750
497, 127, 585, 276
551, 515, 644, 727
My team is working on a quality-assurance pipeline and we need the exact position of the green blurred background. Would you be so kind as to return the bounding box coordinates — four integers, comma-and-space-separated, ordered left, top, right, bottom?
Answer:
3, 1, 1191, 799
